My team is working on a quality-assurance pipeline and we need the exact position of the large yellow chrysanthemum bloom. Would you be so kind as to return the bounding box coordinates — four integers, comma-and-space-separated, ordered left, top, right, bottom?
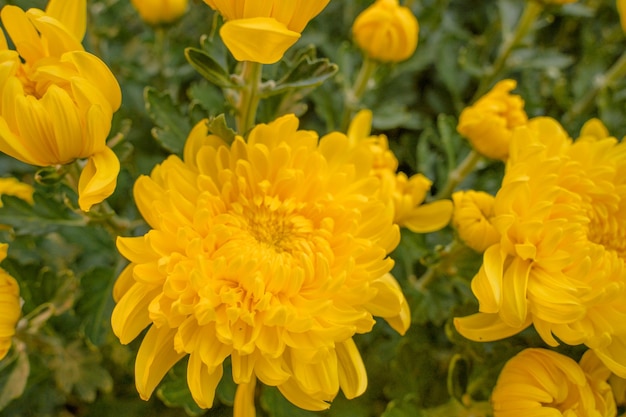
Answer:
202, 0, 330, 64
131, 0, 188, 26
0, 243, 21, 361
491, 348, 616, 417
457, 79, 528, 161
455, 116, 626, 377
0, 0, 122, 211
112, 114, 409, 414
346, 110, 452, 233
352, 0, 419, 63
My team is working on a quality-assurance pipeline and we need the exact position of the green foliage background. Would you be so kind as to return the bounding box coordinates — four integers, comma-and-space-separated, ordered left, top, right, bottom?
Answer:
0, 0, 624, 416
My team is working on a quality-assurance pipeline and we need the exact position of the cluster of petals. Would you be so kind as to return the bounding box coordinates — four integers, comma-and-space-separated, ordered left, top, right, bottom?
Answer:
352, 0, 419, 63
346, 110, 452, 233
112, 114, 410, 414
130, 0, 188, 26
0, 177, 34, 208
457, 79, 528, 161
452, 190, 500, 253
203, 0, 330, 64
454, 116, 626, 378
0, 243, 20, 361
491, 348, 616, 417
0, 0, 122, 211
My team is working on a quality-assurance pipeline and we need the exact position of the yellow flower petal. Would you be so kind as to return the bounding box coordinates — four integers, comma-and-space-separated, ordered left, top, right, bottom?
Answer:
454, 312, 532, 342
187, 352, 223, 409
336, 339, 367, 399
44, 0, 87, 41
234, 376, 257, 417
0, 5, 45, 62
28, 12, 84, 56
400, 199, 453, 233
135, 326, 185, 400
219, 17, 300, 64
78, 147, 120, 211
277, 379, 331, 411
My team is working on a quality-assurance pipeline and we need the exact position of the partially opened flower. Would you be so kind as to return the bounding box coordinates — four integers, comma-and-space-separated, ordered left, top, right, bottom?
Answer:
131, 0, 188, 25
0, 0, 122, 211
112, 115, 409, 414
457, 79, 528, 161
347, 110, 452, 233
203, 0, 330, 64
491, 348, 616, 417
452, 190, 500, 252
454, 117, 626, 377
0, 243, 21, 361
352, 0, 419, 63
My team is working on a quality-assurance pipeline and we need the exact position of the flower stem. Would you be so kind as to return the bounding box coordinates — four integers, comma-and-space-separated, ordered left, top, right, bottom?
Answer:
340, 55, 379, 132
473, 0, 543, 100
435, 149, 483, 200
236, 61, 264, 136
562, 50, 626, 125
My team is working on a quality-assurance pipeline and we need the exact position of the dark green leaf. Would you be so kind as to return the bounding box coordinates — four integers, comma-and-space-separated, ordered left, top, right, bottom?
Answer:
144, 87, 191, 154
264, 52, 338, 97
185, 47, 237, 89
260, 386, 319, 417
206, 114, 237, 144
447, 354, 470, 405
156, 359, 206, 417
75, 266, 117, 346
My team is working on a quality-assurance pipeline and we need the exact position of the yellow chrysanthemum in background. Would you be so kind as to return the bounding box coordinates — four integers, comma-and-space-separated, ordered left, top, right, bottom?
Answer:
203, 0, 330, 64
0, 243, 21, 361
457, 79, 528, 161
352, 0, 419, 63
452, 190, 500, 253
112, 114, 409, 414
491, 348, 616, 417
0, 0, 122, 211
0, 177, 34, 207
347, 110, 452, 233
455, 116, 626, 377
131, 0, 188, 26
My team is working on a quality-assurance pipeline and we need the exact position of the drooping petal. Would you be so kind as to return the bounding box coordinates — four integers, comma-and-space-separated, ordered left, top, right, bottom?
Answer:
454, 312, 532, 342
336, 338, 367, 399
234, 376, 257, 417
187, 352, 223, 409
77, 147, 120, 211
400, 199, 453, 233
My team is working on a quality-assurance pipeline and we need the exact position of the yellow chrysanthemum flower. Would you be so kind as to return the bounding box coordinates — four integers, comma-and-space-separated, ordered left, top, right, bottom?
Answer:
112, 115, 409, 414
131, 0, 188, 25
457, 79, 528, 161
347, 110, 452, 233
0, 243, 21, 361
491, 348, 616, 417
203, 0, 330, 64
0, 0, 122, 211
0, 177, 34, 207
452, 190, 500, 253
352, 0, 419, 63
455, 117, 626, 377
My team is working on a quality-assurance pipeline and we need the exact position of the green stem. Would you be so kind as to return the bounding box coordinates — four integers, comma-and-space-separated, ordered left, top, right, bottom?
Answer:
434, 149, 483, 200
236, 61, 264, 135
562, 50, 626, 125
340, 55, 379, 132
473, 0, 543, 100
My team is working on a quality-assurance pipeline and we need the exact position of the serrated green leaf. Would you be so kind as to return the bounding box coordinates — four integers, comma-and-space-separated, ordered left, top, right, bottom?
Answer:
75, 266, 117, 346
0, 194, 86, 236
185, 47, 236, 89
206, 114, 237, 144
263, 54, 338, 97
144, 87, 191, 155
0, 351, 30, 410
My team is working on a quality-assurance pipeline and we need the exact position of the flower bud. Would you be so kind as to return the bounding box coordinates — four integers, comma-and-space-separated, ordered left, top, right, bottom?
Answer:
352, 0, 419, 63
452, 190, 500, 252
131, 0, 188, 26
457, 79, 528, 161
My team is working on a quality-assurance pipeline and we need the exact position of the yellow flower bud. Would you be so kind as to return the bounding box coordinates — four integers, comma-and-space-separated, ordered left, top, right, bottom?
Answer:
203, 0, 330, 64
457, 79, 528, 161
618, 0, 626, 35
451, 190, 500, 253
352, 0, 419, 63
0, 243, 20, 361
0, 1, 122, 211
131, 0, 188, 26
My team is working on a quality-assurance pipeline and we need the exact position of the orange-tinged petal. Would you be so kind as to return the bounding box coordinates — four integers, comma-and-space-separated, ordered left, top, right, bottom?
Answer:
454, 312, 532, 342
234, 376, 256, 417
135, 326, 185, 400
45, 0, 87, 41
220, 17, 300, 64
78, 147, 120, 211
400, 199, 453, 233
336, 338, 367, 399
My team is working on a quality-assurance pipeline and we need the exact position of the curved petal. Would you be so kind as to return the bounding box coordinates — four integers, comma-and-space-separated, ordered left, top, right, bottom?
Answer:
234, 376, 257, 417
29, 14, 84, 56
277, 378, 332, 411
44, 0, 87, 42
454, 312, 531, 342
336, 338, 367, 399
0, 6, 45, 62
471, 244, 505, 313
400, 199, 453, 233
135, 326, 185, 400
500, 257, 532, 328
78, 147, 120, 211
364, 273, 410, 335
220, 17, 300, 64
187, 352, 223, 409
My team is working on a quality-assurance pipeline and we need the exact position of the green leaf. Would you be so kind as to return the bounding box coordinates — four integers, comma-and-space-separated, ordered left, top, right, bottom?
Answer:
0, 351, 30, 410
0, 194, 86, 236
206, 114, 237, 144
381, 394, 425, 417
75, 266, 117, 346
447, 354, 470, 405
260, 386, 319, 417
156, 359, 206, 417
144, 87, 191, 155
185, 47, 236, 89
263, 50, 338, 97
